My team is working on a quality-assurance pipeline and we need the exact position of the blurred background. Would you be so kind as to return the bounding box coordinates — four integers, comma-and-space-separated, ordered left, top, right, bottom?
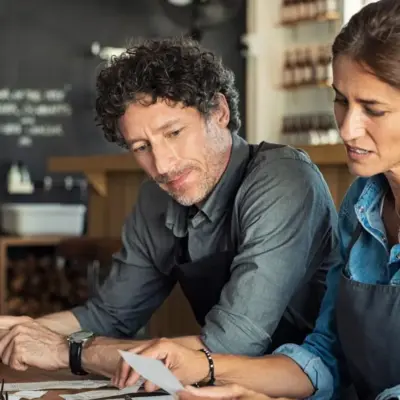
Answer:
0, 0, 377, 337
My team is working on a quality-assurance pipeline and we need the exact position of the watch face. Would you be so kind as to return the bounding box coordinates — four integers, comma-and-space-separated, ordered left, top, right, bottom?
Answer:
69, 330, 94, 343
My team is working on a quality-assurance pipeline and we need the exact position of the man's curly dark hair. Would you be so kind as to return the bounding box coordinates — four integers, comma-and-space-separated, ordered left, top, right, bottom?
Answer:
95, 36, 241, 147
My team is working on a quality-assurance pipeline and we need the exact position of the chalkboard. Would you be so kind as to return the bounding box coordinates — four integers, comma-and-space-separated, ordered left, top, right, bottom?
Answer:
0, 0, 246, 181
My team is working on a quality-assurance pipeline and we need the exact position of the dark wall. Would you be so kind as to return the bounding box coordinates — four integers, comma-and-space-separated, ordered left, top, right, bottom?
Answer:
0, 0, 247, 182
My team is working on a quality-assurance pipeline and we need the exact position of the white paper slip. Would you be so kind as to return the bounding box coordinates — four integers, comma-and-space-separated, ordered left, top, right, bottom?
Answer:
3, 380, 110, 392
119, 350, 184, 395
14, 390, 48, 398
59, 381, 143, 400
7, 391, 48, 400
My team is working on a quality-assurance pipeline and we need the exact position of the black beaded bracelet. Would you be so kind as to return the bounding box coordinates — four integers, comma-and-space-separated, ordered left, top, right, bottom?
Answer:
199, 348, 215, 386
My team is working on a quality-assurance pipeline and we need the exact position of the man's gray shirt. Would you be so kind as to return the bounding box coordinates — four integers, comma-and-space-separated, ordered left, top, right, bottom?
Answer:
72, 133, 340, 356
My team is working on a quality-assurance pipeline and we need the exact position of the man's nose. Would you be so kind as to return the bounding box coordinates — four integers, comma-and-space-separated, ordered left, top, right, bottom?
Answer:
152, 145, 177, 175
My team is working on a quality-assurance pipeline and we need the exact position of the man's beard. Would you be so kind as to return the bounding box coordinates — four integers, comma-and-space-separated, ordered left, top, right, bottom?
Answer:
152, 165, 212, 206
152, 125, 230, 206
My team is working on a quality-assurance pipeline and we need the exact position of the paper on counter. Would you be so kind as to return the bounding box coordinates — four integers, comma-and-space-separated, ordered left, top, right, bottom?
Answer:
119, 350, 184, 395
14, 390, 48, 397
7, 391, 48, 400
59, 380, 143, 400
3, 380, 110, 392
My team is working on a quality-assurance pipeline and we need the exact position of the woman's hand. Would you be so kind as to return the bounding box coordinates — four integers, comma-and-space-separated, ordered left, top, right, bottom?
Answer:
179, 384, 289, 400
112, 338, 209, 390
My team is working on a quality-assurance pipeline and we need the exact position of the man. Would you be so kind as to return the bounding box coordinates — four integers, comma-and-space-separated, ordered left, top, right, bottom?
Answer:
0, 37, 339, 377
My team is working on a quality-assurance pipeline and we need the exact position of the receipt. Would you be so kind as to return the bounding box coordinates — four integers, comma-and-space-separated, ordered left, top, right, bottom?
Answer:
118, 351, 183, 395
14, 391, 48, 397
59, 381, 143, 400
7, 391, 48, 400
3, 380, 110, 392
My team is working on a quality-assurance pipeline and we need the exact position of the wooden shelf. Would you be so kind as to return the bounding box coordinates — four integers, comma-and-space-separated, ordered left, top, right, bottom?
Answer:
48, 152, 141, 173
280, 11, 340, 27
0, 235, 70, 247
281, 81, 331, 91
299, 144, 347, 165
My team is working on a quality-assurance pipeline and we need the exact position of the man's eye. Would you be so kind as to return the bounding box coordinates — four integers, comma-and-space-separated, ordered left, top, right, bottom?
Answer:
133, 144, 149, 153
167, 129, 181, 138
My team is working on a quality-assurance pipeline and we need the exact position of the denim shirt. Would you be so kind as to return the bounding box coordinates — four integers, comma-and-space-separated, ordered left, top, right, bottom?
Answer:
274, 174, 400, 399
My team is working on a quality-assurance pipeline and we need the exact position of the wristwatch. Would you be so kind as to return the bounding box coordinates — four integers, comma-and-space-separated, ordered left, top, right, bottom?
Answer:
67, 330, 94, 375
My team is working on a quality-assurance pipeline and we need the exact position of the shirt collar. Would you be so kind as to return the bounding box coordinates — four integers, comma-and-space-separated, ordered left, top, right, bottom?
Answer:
354, 174, 388, 218
165, 133, 250, 235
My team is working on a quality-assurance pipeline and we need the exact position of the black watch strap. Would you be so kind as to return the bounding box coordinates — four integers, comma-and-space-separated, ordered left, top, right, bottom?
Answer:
69, 341, 88, 375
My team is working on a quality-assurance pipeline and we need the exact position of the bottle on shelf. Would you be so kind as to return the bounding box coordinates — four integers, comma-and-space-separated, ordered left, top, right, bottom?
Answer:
298, 0, 308, 20
290, 0, 300, 23
327, 114, 340, 144
309, 115, 321, 145
282, 44, 333, 89
326, 0, 338, 15
315, 45, 332, 86
281, 113, 340, 146
281, 0, 336, 23
293, 48, 305, 86
303, 47, 315, 85
299, 115, 311, 144
281, 0, 294, 24
281, 116, 296, 145
307, 0, 317, 20
316, 0, 327, 17
281, 0, 290, 24
324, 44, 333, 85
282, 50, 295, 88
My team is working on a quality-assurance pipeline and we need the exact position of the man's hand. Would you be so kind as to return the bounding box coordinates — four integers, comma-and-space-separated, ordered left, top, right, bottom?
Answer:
0, 320, 68, 371
180, 385, 289, 400
112, 338, 209, 390
0, 315, 34, 341
0, 315, 33, 330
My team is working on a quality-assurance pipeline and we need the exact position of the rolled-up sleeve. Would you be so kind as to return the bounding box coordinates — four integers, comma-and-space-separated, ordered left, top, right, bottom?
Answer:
72, 190, 175, 338
201, 157, 337, 356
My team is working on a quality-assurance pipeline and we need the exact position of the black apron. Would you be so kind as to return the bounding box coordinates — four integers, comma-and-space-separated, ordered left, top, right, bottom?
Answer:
172, 142, 310, 351
336, 223, 400, 400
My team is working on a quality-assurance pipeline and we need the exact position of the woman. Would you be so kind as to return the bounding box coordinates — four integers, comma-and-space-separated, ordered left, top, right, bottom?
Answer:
113, 0, 400, 399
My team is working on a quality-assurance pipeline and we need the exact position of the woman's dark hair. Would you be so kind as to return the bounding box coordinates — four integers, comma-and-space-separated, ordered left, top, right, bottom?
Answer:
95, 36, 241, 147
332, 0, 400, 89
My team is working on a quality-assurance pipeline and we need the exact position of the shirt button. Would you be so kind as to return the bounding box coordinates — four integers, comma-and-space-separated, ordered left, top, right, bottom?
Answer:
359, 206, 365, 213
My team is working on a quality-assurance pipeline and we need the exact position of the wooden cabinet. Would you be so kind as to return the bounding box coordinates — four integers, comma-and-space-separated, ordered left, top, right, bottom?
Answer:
0, 235, 68, 315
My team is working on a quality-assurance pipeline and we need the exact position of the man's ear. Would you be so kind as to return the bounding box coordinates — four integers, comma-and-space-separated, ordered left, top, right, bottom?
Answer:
213, 93, 230, 129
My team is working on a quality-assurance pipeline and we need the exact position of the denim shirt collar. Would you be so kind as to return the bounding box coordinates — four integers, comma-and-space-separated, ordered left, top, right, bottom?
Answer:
354, 174, 388, 244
